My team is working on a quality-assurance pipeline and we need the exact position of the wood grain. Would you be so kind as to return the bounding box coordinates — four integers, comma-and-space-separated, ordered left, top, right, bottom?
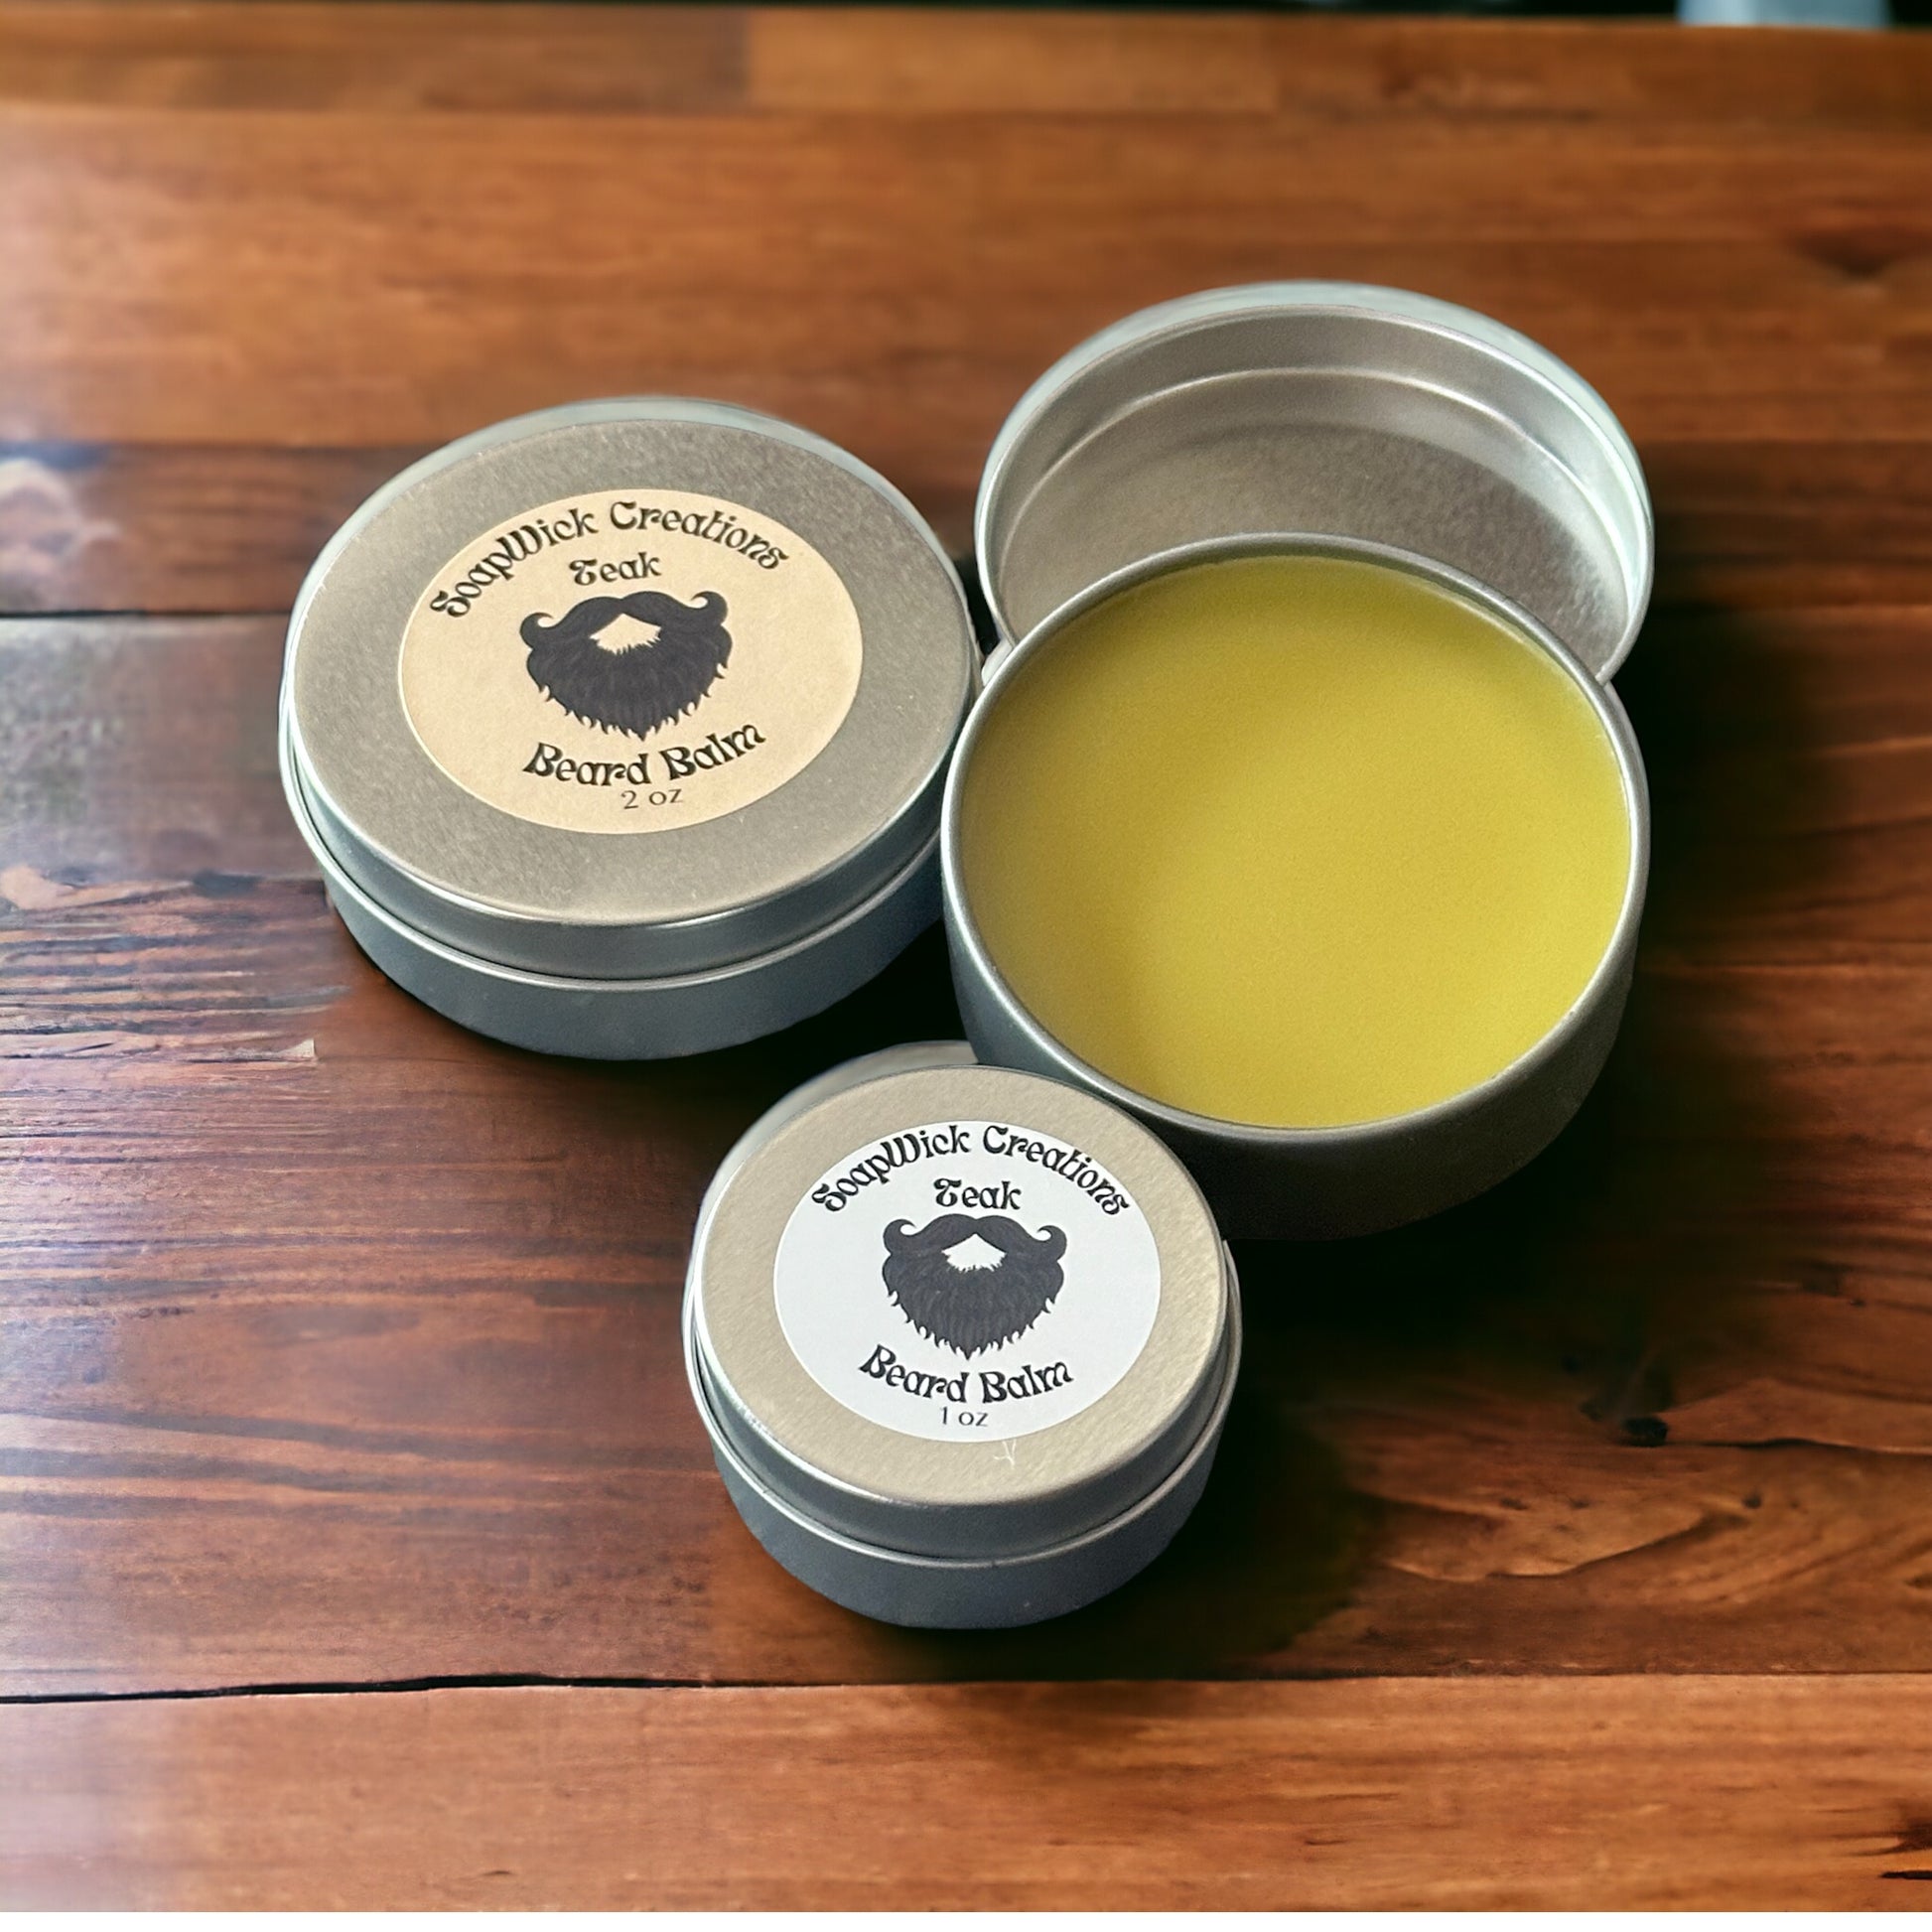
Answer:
6, 119, 1930, 455
0, 444, 424, 617
7, 7, 1930, 125
6, 1677, 1932, 1908
7, 439, 1932, 618
5, 7, 1932, 1906
0, 11, 1930, 614
0, 4, 748, 115
750, 10, 1932, 127
6, 605, 1932, 1692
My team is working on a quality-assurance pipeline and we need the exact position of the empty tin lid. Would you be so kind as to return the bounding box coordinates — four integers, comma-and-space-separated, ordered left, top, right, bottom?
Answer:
686, 1042, 1235, 1561
284, 399, 977, 980
976, 282, 1653, 681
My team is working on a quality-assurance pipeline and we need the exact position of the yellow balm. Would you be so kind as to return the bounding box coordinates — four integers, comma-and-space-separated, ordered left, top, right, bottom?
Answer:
959, 553, 1633, 1130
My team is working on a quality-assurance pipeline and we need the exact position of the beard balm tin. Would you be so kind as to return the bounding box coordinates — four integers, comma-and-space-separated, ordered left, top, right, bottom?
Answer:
949, 285, 1654, 1239
280, 400, 977, 1058
684, 1042, 1239, 1627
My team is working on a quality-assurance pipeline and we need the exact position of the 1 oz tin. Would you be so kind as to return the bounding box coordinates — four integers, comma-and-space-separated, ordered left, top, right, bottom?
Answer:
280, 399, 978, 1058
684, 1042, 1240, 1627
952, 286, 1655, 1239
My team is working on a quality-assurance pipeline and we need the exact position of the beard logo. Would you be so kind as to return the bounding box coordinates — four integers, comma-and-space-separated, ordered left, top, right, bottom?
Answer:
881, 1213, 1069, 1359
519, 590, 732, 740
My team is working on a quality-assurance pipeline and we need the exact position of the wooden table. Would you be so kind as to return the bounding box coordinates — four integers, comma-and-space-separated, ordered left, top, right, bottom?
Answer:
5, 3, 1932, 1907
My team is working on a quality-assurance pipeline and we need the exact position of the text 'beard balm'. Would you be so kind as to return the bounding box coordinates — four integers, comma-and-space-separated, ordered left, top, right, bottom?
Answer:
281, 400, 977, 1059
957, 283, 1655, 1240
958, 552, 1633, 1130
684, 1042, 1238, 1627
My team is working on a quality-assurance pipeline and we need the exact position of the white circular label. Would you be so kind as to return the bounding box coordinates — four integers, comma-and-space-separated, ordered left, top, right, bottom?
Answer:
399, 489, 863, 834
774, 1119, 1161, 1444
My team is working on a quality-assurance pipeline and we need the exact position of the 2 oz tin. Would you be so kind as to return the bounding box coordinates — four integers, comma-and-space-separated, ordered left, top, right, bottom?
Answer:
684, 1042, 1240, 1627
952, 286, 1655, 1238
280, 399, 977, 1058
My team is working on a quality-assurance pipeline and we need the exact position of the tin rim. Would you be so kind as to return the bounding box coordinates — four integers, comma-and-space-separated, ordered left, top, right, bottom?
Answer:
283, 396, 977, 977
281, 704, 944, 998
941, 532, 1651, 1153
975, 280, 1653, 680
684, 1247, 1241, 1579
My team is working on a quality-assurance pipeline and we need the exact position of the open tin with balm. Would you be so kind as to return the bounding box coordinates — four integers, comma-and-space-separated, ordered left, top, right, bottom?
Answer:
685, 1042, 1239, 1627
280, 399, 977, 1058
948, 284, 1653, 1239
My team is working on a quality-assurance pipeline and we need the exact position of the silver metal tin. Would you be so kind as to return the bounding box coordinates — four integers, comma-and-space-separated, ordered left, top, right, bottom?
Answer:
281, 399, 977, 1057
684, 1042, 1240, 1626
976, 282, 1652, 679
944, 537, 1649, 1242
953, 284, 1655, 1239
282, 711, 942, 1060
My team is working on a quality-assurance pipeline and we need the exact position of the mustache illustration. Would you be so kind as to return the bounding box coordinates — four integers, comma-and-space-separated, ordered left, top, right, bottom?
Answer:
520, 589, 731, 741
881, 1213, 1068, 1360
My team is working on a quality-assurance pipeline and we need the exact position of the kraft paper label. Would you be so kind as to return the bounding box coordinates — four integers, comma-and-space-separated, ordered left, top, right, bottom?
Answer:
400, 490, 863, 834
773, 1119, 1162, 1444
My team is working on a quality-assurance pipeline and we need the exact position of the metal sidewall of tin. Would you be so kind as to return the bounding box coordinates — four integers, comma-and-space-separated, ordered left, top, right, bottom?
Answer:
941, 535, 1650, 1243
975, 281, 1653, 682
285, 714, 941, 1060
296, 735, 956, 989
952, 937, 1634, 1242
695, 1289, 1232, 1560
687, 1281, 1241, 1629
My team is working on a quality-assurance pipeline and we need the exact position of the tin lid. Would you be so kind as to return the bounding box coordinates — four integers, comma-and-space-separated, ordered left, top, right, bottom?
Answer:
976, 282, 1652, 682
284, 400, 977, 979
685, 1042, 1236, 1561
